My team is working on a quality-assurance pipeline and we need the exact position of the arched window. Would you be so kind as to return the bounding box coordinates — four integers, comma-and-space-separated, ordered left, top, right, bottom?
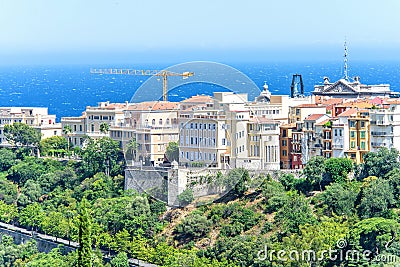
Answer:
166, 118, 170, 125
173, 118, 177, 124
159, 119, 163, 125
152, 119, 155, 125
145, 119, 148, 126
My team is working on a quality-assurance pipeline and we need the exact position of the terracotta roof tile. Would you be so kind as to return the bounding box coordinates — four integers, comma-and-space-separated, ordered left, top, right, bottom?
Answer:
295, 103, 326, 108
304, 114, 326, 121
316, 119, 331, 126
181, 95, 213, 103
338, 108, 358, 117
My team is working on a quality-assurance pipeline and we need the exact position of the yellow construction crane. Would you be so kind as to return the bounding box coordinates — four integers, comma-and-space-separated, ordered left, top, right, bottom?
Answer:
90, 68, 194, 101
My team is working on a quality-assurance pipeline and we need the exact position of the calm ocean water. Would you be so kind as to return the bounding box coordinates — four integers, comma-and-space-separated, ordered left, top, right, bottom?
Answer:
0, 61, 399, 121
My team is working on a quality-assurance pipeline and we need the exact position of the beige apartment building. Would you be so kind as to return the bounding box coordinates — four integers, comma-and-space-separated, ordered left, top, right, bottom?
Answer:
179, 91, 281, 170
118, 101, 180, 166
61, 101, 127, 147
0, 107, 61, 146
62, 101, 180, 167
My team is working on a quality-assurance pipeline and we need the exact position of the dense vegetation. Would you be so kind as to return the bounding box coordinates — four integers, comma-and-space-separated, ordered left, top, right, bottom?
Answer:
1, 125, 400, 266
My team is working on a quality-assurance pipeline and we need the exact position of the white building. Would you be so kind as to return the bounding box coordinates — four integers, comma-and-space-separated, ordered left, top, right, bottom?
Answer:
0, 107, 61, 146
179, 91, 281, 170
332, 109, 355, 158
369, 103, 400, 152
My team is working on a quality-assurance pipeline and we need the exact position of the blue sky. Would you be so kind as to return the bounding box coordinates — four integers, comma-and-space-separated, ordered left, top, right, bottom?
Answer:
1, 0, 400, 64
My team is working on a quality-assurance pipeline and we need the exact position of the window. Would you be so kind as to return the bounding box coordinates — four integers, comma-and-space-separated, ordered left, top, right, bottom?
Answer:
79, 125, 82, 132
350, 141, 356, 149
350, 121, 356, 128
361, 141, 366, 150
360, 131, 366, 139
334, 129, 338, 136
222, 138, 226, 145
159, 119, 163, 125
360, 121, 365, 128
282, 140, 287, 146
152, 119, 155, 125
282, 150, 287, 156
91, 124, 94, 132
350, 131, 356, 138
166, 118, 170, 125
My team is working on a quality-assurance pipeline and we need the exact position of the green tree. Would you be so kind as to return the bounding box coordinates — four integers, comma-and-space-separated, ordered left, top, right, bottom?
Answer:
361, 147, 400, 179
4, 123, 41, 155
0, 177, 18, 204
358, 178, 395, 218
125, 138, 138, 162
39, 136, 68, 157
41, 211, 68, 240
275, 192, 315, 234
385, 168, 400, 204
165, 141, 179, 162
18, 179, 43, 206
0, 148, 17, 172
81, 137, 122, 177
303, 156, 326, 190
0, 200, 18, 223
324, 157, 353, 183
19, 203, 45, 231
177, 188, 194, 206
317, 182, 359, 216
224, 168, 250, 197
175, 213, 212, 241
99, 123, 109, 135
262, 179, 288, 213
24, 247, 69, 267
349, 217, 400, 261
63, 125, 73, 154
77, 198, 93, 267
7, 157, 46, 184
111, 252, 129, 267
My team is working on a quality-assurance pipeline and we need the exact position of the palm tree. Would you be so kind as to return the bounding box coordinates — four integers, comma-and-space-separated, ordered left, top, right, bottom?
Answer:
63, 125, 72, 155
100, 123, 109, 135
126, 138, 138, 164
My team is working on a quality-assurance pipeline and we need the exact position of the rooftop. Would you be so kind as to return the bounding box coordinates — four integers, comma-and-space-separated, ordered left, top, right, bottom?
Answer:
338, 108, 358, 117
304, 114, 327, 121
127, 101, 179, 111
181, 95, 213, 103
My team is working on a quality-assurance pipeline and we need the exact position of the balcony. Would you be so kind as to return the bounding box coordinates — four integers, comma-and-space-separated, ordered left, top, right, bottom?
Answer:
375, 120, 389, 126
371, 131, 393, 136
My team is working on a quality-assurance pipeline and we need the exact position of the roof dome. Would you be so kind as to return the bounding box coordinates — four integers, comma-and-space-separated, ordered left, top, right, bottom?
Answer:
255, 82, 271, 102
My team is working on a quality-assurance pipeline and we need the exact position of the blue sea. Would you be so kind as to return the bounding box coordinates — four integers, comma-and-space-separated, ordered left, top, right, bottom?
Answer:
0, 61, 400, 121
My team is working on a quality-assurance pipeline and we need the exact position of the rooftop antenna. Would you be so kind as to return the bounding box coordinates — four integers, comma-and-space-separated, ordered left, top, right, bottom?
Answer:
343, 39, 349, 81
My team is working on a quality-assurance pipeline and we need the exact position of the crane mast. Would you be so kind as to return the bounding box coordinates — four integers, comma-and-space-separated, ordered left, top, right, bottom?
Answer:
90, 68, 194, 101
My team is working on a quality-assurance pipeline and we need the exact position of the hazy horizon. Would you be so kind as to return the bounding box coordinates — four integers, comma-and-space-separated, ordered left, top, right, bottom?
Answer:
1, 0, 400, 65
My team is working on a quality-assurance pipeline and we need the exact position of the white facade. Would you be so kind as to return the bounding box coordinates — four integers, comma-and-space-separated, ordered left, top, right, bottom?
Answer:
369, 104, 400, 152
332, 114, 351, 158
0, 107, 61, 146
